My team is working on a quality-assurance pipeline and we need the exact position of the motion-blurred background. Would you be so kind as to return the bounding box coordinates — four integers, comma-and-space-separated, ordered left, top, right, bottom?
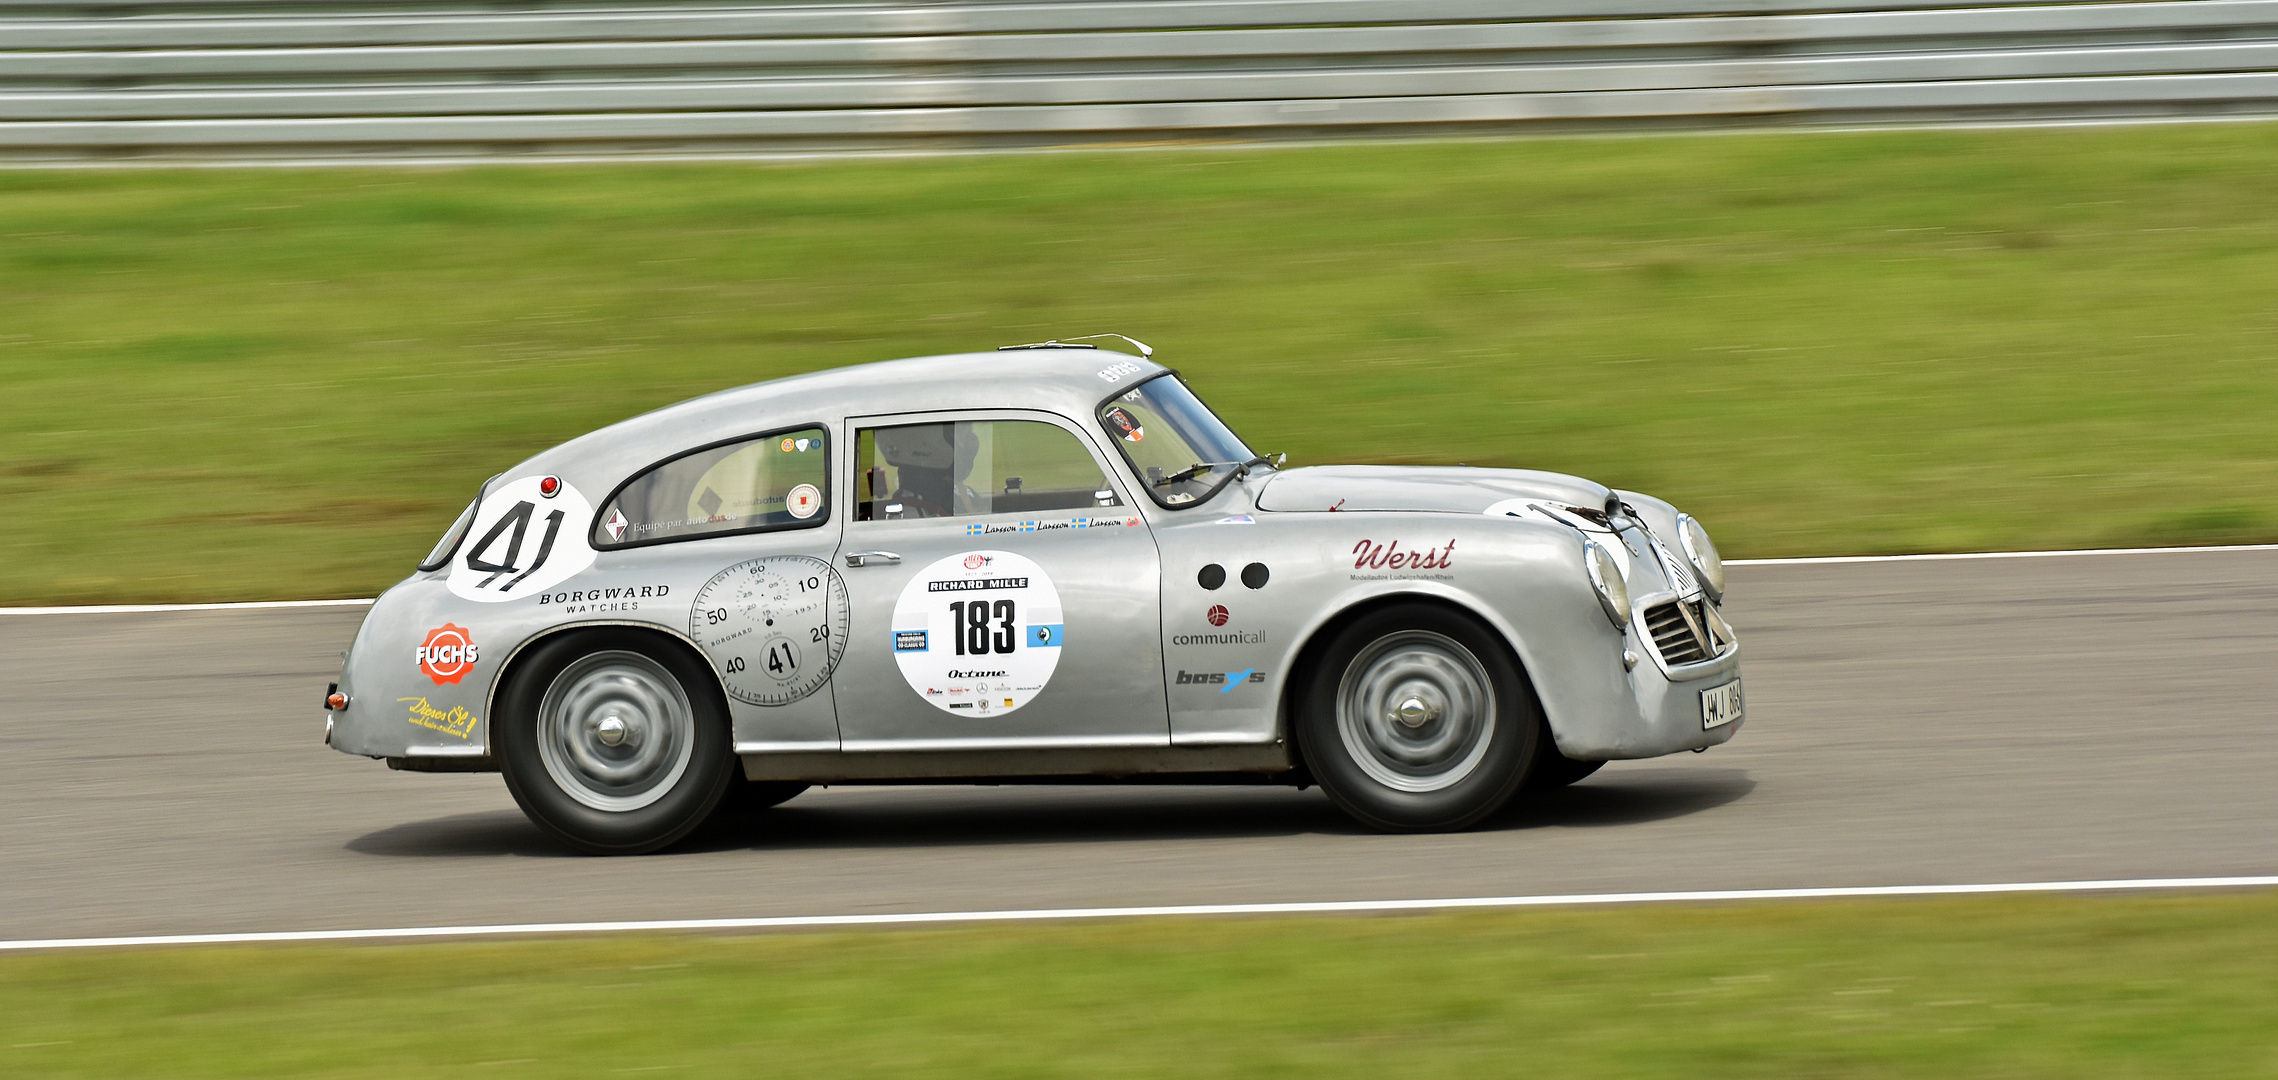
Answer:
6, 0, 2277, 605
8, 6, 2278, 1078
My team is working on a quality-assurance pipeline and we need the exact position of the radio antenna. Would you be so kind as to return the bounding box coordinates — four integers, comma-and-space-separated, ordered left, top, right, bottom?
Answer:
1061, 334, 1153, 360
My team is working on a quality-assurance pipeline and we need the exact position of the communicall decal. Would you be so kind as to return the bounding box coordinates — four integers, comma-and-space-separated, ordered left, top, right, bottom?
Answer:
690, 556, 850, 707
892, 550, 1064, 717
446, 475, 599, 603
415, 624, 478, 685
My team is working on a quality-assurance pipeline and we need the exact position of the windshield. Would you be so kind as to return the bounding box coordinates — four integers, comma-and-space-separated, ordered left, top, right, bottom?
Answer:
1098, 373, 1259, 509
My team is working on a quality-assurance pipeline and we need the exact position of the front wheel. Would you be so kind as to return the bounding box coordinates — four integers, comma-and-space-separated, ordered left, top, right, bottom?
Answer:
497, 629, 738, 855
1297, 604, 1540, 832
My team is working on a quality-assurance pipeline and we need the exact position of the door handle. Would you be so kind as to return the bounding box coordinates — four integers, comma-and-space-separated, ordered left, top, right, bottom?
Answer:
844, 551, 902, 567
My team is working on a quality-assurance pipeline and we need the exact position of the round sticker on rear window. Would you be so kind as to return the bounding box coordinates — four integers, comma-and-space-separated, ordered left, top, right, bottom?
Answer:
891, 551, 1063, 717
446, 475, 598, 603
786, 483, 821, 519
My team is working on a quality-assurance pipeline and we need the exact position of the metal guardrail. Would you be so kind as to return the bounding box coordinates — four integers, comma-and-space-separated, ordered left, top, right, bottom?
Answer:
3, 1, 2275, 159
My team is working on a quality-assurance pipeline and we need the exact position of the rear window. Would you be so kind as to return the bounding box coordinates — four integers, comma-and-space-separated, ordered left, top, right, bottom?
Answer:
594, 427, 828, 547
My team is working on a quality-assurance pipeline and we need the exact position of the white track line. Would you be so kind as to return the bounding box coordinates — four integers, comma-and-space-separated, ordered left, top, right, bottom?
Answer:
1726, 542, 2278, 567
0, 598, 374, 616
4, 876, 2273, 952
3, 543, 2273, 616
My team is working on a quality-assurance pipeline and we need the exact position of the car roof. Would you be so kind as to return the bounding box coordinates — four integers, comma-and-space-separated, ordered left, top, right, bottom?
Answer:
523, 348, 1169, 493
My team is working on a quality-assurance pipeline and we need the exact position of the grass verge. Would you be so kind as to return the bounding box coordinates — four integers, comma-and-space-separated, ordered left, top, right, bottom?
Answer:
4, 891, 2276, 1077
5, 123, 2278, 602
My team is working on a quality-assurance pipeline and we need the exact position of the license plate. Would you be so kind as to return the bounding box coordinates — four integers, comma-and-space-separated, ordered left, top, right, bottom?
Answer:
1701, 680, 1744, 729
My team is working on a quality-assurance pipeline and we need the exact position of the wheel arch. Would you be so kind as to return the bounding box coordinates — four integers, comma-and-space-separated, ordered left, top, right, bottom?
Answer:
1277, 590, 1546, 767
483, 619, 731, 755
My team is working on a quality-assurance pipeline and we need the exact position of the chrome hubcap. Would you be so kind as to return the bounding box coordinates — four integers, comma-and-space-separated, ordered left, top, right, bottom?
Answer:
596, 716, 630, 747
1336, 631, 1496, 793
536, 651, 694, 812
1393, 696, 1438, 728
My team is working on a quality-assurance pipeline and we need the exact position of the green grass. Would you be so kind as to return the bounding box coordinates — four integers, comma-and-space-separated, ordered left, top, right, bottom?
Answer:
6, 123, 2278, 603
6, 892, 2278, 1078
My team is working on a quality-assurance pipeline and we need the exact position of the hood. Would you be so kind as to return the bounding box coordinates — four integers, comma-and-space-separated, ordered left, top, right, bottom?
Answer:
1253, 465, 1611, 516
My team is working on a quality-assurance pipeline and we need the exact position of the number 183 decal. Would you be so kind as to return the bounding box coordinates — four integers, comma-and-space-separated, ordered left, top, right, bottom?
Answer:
892, 550, 1064, 716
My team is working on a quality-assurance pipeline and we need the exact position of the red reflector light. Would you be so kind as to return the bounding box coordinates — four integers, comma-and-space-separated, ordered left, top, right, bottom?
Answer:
326, 692, 348, 711
538, 475, 561, 498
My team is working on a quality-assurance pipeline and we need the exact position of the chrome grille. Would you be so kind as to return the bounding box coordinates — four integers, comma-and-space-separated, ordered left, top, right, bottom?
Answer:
1643, 598, 1732, 667
1649, 534, 1698, 597
1644, 601, 1707, 664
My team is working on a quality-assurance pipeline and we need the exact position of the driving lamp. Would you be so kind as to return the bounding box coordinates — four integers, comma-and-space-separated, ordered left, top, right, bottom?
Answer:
1677, 513, 1725, 602
1583, 540, 1629, 629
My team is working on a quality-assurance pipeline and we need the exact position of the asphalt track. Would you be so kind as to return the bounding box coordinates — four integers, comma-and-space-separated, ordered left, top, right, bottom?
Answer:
5, 548, 2276, 942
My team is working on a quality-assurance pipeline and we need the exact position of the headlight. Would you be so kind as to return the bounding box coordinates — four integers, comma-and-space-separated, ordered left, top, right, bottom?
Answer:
1583, 540, 1629, 629
1677, 513, 1724, 602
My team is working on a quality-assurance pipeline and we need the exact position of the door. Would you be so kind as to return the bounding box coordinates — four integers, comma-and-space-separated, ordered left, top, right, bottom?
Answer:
831, 411, 1168, 750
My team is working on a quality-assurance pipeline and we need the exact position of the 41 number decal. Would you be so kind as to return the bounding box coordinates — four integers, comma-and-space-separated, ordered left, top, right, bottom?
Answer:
445, 476, 596, 603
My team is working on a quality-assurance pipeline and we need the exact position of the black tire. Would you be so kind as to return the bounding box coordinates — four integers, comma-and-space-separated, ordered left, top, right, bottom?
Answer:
1296, 603, 1541, 832
715, 779, 810, 816
496, 628, 739, 855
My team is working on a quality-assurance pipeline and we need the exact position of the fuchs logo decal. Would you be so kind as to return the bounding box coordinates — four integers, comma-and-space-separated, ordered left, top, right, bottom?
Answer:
963, 553, 989, 570
415, 624, 479, 685
1206, 605, 1230, 627
1352, 539, 1456, 571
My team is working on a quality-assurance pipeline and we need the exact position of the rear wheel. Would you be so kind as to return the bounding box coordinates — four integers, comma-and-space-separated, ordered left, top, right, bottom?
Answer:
1297, 604, 1540, 832
497, 629, 737, 855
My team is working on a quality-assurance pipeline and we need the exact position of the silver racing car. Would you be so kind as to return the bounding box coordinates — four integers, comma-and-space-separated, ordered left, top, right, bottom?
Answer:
326, 338, 1743, 853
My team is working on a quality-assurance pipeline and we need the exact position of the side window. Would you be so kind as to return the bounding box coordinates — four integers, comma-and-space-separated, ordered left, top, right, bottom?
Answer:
856, 420, 1120, 521
595, 428, 828, 546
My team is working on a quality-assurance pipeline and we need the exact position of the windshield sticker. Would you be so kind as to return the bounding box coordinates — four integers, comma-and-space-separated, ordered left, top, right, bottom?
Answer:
415, 624, 479, 685
446, 475, 599, 603
786, 483, 822, 519
690, 556, 850, 707
1103, 407, 1145, 443
1097, 361, 1144, 384
892, 550, 1064, 717
399, 696, 478, 740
